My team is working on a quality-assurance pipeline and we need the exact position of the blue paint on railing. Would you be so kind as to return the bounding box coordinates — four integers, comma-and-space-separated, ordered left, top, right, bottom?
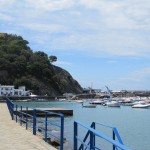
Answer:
6, 97, 64, 150
74, 120, 131, 150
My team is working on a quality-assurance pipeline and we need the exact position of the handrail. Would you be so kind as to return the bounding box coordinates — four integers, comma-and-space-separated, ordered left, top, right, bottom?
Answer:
6, 97, 14, 120
95, 122, 124, 145
74, 120, 131, 150
6, 97, 64, 150
79, 122, 95, 150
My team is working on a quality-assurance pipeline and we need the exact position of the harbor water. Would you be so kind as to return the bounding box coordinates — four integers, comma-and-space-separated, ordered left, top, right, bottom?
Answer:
15, 100, 150, 150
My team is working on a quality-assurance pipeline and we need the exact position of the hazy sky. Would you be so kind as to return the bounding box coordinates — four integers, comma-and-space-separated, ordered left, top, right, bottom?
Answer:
0, 0, 150, 90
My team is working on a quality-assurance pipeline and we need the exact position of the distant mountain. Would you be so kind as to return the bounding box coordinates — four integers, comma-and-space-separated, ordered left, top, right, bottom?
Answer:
0, 33, 83, 96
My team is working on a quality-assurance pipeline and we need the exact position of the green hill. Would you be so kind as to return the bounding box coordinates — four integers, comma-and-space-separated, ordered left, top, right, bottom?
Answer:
0, 33, 83, 96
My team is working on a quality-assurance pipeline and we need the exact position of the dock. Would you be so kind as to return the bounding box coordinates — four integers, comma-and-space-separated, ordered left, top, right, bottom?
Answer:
0, 103, 57, 150
20, 107, 73, 117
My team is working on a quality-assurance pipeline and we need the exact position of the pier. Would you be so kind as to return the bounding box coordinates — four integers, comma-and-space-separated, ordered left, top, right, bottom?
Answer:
20, 107, 73, 117
0, 103, 57, 150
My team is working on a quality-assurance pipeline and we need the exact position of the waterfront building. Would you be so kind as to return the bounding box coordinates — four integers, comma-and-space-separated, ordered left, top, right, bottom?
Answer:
0, 85, 29, 96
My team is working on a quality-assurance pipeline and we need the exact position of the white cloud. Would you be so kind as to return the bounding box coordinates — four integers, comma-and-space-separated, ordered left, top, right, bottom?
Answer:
79, 0, 150, 30
0, 0, 150, 57
0, 13, 14, 21
48, 30, 150, 57
120, 67, 150, 82
24, 0, 75, 12
0, 0, 16, 8
21, 23, 66, 33
105, 67, 150, 90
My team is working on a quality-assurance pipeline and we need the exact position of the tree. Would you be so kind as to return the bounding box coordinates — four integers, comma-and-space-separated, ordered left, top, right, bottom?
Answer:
49, 55, 57, 63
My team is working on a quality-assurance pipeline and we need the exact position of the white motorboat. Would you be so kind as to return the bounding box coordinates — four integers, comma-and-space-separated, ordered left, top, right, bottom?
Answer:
82, 102, 97, 108
105, 101, 120, 107
76, 100, 84, 103
132, 103, 150, 108
90, 99, 104, 105
104, 86, 121, 107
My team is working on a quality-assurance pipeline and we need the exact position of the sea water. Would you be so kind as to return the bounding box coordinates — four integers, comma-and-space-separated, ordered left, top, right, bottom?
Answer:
15, 100, 150, 150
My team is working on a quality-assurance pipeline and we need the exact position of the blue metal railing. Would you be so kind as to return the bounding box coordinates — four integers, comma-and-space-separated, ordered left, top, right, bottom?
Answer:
6, 97, 131, 150
74, 121, 131, 150
95, 122, 124, 150
6, 97, 14, 120
6, 97, 64, 150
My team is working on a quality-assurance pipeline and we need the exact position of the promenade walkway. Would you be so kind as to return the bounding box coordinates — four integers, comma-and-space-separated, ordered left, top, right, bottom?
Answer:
0, 103, 57, 150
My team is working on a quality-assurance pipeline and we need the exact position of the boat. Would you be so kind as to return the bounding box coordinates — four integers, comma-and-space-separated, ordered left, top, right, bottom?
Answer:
105, 101, 120, 107
76, 100, 84, 103
82, 102, 97, 108
132, 103, 150, 108
90, 99, 104, 105
59, 98, 67, 101
121, 97, 133, 105
104, 86, 120, 107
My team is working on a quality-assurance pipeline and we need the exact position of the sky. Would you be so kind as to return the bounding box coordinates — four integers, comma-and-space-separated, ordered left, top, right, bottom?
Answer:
0, 0, 150, 90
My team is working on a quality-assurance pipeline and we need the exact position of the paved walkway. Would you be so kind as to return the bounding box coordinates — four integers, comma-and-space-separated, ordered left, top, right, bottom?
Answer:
0, 103, 57, 150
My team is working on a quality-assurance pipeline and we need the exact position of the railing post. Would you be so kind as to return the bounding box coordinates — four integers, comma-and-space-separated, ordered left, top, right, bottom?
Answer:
26, 107, 28, 130
74, 121, 78, 150
60, 115, 64, 150
113, 127, 124, 145
16, 105, 18, 123
20, 106, 22, 126
113, 129, 115, 150
93, 122, 96, 149
33, 109, 36, 135
90, 131, 94, 150
45, 112, 48, 142
12, 103, 14, 120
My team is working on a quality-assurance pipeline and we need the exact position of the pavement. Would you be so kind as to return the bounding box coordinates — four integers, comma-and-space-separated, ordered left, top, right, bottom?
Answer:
0, 103, 57, 150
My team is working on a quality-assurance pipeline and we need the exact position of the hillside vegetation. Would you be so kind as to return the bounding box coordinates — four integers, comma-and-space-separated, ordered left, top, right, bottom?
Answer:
0, 33, 83, 96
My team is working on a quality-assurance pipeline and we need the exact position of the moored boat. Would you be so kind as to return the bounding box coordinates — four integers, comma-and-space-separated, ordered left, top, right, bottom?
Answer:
76, 100, 84, 103
132, 103, 150, 108
90, 99, 104, 105
105, 101, 120, 107
82, 102, 97, 108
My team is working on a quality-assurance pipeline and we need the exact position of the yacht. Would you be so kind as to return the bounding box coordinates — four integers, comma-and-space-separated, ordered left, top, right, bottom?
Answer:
132, 100, 150, 108
90, 99, 104, 105
132, 103, 150, 108
105, 101, 120, 107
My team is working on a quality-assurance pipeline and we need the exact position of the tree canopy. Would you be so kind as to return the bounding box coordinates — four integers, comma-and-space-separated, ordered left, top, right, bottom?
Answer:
0, 33, 57, 93
49, 55, 57, 63
0, 33, 82, 96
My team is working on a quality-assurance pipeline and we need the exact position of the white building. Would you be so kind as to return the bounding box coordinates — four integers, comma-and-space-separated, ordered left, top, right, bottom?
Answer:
0, 85, 29, 96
